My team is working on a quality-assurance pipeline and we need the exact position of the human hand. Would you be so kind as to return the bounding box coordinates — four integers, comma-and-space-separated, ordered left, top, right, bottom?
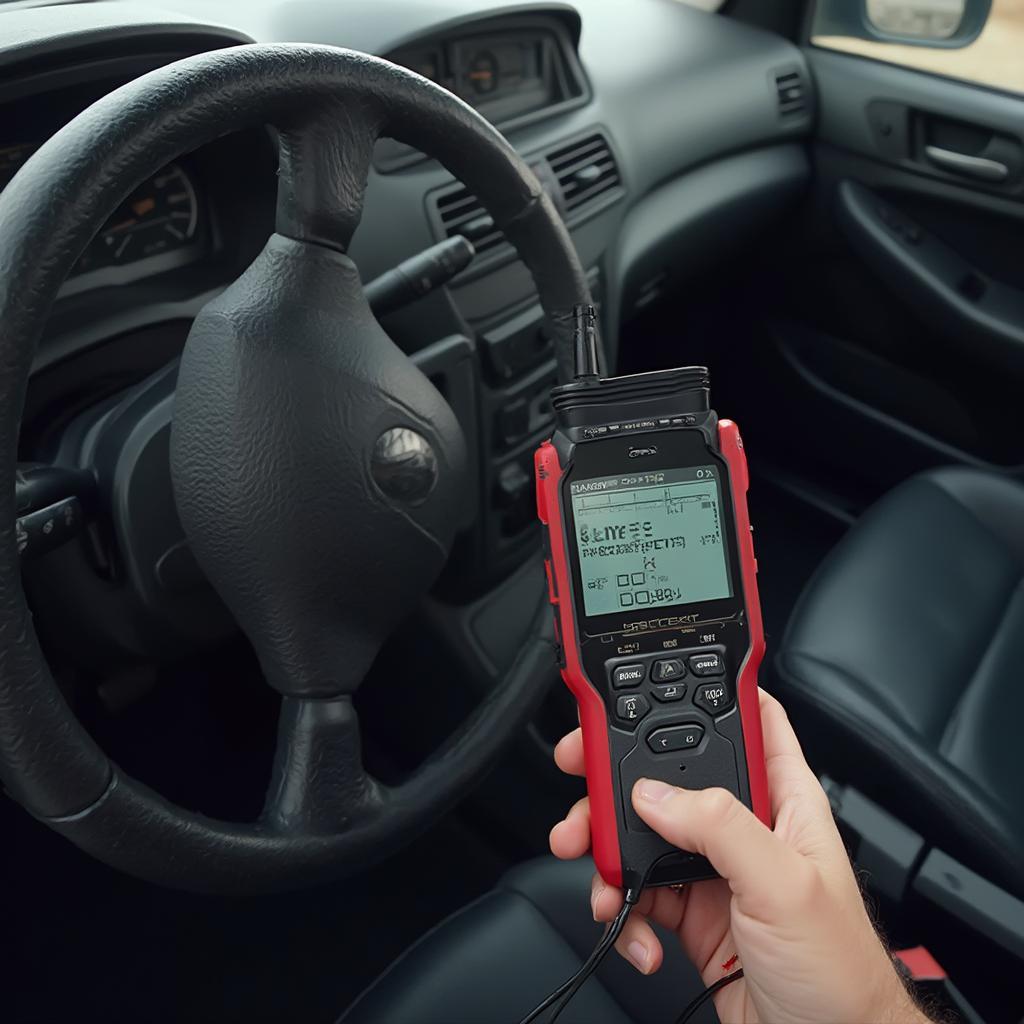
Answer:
549, 690, 926, 1024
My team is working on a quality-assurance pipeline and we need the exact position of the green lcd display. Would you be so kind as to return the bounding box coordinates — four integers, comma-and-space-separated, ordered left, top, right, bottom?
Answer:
569, 467, 732, 617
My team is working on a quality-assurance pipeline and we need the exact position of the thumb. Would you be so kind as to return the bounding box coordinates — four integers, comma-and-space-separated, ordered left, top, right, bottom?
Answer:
632, 779, 810, 918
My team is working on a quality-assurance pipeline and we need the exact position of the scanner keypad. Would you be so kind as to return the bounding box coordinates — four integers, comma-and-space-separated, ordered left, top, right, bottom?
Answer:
605, 646, 730, 736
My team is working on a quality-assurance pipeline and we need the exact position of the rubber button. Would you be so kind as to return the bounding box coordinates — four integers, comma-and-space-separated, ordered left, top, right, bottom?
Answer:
693, 682, 733, 716
616, 693, 650, 725
646, 724, 704, 753
651, 658, 685, 683
534, 463, 550, 523
688, 651, 723, 676
611, 663, 646, 689
651, 682, 686, 703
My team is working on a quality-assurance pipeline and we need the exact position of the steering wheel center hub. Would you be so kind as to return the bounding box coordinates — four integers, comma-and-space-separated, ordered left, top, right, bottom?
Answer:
170, 236, 467, 699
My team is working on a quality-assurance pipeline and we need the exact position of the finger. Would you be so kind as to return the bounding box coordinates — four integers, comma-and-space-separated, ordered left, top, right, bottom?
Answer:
758, 691, 834, 829
614, 911, 664, 975
549, 797, 591, 859
590, 871, 622, 922
553, 728, 586, 777
758, 689, 804, 761
591, 878, 652, 922
590, 870, 689, 933
632, 780, 809, 920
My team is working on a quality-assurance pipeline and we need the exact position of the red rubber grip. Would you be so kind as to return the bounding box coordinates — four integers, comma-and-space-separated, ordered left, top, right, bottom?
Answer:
717, 419, 770, 826
535, 440, 624, 887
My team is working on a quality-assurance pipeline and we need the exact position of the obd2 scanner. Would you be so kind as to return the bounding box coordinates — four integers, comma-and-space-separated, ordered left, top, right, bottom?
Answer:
534, 306, 770, 893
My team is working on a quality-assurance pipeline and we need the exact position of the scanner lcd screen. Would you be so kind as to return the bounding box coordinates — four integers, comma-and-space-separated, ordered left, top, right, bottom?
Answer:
569, 466, 732, 617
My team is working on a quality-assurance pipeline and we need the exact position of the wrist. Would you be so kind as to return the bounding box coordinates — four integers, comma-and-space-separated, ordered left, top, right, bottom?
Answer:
862, 954, 930, 1024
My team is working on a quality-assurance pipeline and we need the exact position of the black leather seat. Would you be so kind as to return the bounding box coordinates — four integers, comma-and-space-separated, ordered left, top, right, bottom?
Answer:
339, 857, 710, 1024
776, 467, 1024, 899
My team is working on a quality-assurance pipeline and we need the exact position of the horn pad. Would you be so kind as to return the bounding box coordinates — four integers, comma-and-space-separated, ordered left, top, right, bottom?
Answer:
171, 234, 467, 698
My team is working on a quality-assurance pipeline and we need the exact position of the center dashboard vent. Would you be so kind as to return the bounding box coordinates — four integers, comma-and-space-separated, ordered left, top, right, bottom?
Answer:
434, 186, 506, 256
430, 130, 623, 268
547, 132, 622, 214
774, 69, 806, 117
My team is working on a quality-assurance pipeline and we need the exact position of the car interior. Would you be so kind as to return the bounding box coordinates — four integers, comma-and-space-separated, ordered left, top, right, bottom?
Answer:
1, 0, 1023, 1021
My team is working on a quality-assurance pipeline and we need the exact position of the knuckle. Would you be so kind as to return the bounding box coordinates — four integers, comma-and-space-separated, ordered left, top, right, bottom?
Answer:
696, 787, 740, 826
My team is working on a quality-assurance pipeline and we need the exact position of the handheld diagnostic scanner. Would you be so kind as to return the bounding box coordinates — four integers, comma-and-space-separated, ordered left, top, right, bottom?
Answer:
534, 305, 769, 891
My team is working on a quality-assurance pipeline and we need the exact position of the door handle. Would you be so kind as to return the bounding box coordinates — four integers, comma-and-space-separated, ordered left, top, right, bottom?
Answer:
924, 145, 1009, 183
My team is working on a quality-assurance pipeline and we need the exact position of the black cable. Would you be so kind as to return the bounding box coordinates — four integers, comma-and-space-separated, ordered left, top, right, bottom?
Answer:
517, 884, 643, 1024
673, 968, 744, 1024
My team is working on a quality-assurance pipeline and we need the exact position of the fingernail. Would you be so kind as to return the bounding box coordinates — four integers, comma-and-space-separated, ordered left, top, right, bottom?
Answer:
627, 940, 650, 973
590, 880, 604, 920
636, 778, 675, 803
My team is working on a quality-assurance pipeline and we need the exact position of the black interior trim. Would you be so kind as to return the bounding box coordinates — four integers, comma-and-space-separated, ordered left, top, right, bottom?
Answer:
837, 179, 1024, 373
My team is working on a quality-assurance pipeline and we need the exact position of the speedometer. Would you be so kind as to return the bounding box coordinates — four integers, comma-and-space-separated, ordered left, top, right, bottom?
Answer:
76, 164, 199, 274
0, 143, 205, 290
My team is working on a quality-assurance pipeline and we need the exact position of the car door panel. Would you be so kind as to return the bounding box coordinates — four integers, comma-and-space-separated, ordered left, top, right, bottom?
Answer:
811, 48, 1024, 197
745, 37, 1024, 515
835, 178, 1024, 372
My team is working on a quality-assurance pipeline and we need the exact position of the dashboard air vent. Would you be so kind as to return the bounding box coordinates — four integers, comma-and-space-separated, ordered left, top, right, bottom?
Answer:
775, 70, 806, 117
547, 133, 622, 214
434, 187, 504, 255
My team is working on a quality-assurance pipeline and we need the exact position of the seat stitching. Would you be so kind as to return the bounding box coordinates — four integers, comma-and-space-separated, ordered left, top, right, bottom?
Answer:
776, 660, 1019, 888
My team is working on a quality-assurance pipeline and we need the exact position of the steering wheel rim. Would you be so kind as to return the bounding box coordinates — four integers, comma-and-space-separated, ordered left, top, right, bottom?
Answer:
0, 43, 593, 891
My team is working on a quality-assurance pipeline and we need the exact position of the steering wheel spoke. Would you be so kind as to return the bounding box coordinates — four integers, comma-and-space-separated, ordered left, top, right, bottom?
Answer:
263, 696, 384, 836
275, 94, 385, 251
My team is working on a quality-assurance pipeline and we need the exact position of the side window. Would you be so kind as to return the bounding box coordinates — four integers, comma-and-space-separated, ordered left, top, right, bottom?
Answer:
811, 0, 1024, 97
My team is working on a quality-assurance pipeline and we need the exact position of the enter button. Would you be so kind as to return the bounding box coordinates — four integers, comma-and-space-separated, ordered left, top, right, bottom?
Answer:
646, 724, 705, 753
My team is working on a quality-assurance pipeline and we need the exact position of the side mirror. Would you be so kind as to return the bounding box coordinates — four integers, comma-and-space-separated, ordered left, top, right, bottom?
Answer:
813, 0, 992, 49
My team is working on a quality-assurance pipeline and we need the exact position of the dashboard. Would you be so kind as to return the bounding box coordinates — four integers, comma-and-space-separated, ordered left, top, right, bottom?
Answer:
393, 31, 577, 122
0, 1, 812, 329
380, 23, 587, 170
0, 0, 813, 650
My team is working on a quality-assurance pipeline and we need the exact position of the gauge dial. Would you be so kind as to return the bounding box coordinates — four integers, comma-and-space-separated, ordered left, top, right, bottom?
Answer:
466, 50, 500, 95
76, 164, 199, 274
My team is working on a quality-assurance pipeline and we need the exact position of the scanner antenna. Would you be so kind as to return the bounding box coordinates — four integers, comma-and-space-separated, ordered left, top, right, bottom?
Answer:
572, 303, 600, 381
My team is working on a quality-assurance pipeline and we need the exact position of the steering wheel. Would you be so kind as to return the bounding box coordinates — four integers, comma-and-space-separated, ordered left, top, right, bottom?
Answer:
0, 44, 593, 892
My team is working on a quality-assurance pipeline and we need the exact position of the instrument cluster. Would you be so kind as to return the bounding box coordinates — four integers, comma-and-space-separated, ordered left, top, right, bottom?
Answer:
1, 143, 206, 296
